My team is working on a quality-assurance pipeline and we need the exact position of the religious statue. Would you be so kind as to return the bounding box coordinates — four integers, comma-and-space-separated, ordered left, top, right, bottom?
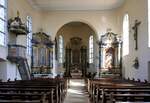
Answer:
133, 57, 139, 69
132, 20, 141, 50
105, 47, 114, 70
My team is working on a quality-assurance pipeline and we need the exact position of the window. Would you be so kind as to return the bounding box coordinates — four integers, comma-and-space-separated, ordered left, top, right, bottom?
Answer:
148, 0, 150, 47
26, 16, 32, 55
58, 35, 63, 63
0, 0, 7, 46
123, 14, 129, 56
89, 35, 93, 63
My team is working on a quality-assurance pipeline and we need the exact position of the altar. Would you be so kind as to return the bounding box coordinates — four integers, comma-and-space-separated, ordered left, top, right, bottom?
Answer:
71, 72, 82, 78
71, 67, 82, 78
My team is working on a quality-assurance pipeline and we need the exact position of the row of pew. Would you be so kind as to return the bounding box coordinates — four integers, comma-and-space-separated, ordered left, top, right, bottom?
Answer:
0, 78, 68, 103
87, 78, 150, 103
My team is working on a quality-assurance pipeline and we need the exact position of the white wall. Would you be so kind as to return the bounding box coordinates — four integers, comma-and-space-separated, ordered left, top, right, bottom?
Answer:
0, 62, 7, 81
41, 10, 120, 40
8, 0, 43, 33
117, 0, 150, 81
0, 60, 21, 82
6, 61, 21, 81
0, 46, 8, 61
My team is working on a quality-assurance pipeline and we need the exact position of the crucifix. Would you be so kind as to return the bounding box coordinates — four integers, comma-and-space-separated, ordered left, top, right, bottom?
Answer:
132, 20, 141, 50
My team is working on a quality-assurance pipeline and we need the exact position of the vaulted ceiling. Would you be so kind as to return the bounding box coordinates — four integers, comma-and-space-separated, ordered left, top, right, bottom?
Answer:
27, 0, 125, 11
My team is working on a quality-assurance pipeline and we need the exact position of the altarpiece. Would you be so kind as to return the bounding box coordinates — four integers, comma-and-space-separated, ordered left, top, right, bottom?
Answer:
98, 32, 122, 78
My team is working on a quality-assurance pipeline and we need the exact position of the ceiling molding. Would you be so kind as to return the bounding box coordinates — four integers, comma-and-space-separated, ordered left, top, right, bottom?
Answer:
27, 0, 125, 11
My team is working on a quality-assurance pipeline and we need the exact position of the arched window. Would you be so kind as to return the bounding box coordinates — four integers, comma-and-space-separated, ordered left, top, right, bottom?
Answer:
26, 16, 32, 55
123, 14, 129, 56
59, 35, 63, 63
0, 0, 7, 46
89, 35, 93, 63
148, 0, 150, 47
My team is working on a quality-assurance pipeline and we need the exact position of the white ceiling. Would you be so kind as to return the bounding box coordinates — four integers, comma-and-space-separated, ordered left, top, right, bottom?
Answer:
27, 0, 125, 11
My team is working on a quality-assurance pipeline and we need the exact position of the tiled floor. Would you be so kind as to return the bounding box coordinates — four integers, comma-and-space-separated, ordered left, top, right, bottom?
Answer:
63, 79, 90, 103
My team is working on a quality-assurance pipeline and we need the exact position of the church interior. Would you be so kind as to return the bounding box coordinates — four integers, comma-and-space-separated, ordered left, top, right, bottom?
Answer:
0, 0, 150, 103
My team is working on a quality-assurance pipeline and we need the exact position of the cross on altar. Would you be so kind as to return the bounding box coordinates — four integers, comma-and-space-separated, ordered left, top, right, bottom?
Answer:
132, 20, 141, 50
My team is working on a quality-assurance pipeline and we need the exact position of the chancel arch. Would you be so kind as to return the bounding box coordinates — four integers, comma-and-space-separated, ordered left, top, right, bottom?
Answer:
53, 19, 99, 39
55, 21, 99, 78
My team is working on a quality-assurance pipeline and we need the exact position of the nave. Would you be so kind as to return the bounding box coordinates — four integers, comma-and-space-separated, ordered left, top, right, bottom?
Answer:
1, 0, 150, 103
64, 79, 90, 103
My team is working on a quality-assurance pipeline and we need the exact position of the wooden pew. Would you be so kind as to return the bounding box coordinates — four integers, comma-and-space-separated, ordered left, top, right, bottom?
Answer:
101, 88, 150, 103
0, 100, 42, 103
110, 93, 150, 103
0, 88, 54, 103
0, 92, 47, 103
25, 78, 67, 103
0, 84, 57, 103
88, 78, 150, 103
0, 78, 67, 103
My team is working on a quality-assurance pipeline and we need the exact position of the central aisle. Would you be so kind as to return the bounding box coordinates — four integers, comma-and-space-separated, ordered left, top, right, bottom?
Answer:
63, 79, 90, 103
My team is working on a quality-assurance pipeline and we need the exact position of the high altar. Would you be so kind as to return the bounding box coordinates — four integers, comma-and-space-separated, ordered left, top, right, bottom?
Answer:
70, 64, 82, 78
64, 37, 87, 78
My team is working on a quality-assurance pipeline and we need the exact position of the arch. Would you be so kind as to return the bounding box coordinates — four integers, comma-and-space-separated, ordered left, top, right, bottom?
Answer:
54, 19, 100, 76
55, 20, 98, 38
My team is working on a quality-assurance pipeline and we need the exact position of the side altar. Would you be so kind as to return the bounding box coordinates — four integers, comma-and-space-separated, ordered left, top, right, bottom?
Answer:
98, 31, 122, 78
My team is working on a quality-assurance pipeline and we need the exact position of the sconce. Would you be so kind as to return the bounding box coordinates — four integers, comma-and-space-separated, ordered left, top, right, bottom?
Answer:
133, 57, 139, 69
